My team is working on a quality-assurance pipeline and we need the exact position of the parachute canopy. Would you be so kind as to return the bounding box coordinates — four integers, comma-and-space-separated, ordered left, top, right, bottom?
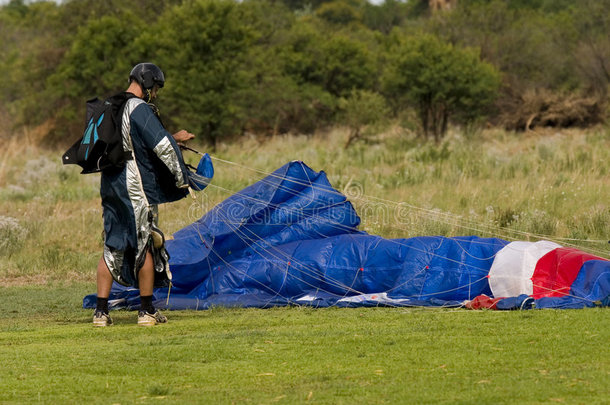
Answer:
84, 161, 610, 310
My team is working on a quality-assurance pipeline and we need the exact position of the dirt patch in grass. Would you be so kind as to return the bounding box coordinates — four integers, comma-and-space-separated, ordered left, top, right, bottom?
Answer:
0, 271, 94, 287
0, 275, 50, 287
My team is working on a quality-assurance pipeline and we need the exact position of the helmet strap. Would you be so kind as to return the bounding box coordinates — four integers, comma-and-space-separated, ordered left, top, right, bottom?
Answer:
148, 102, 164, 127
148, 102, 160, 117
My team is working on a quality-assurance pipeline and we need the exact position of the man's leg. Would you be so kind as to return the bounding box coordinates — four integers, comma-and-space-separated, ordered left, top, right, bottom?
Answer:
138, 250, 167, 325
97, 256, 114, 298
94, 256, 114, 326
138, 250, 155, 297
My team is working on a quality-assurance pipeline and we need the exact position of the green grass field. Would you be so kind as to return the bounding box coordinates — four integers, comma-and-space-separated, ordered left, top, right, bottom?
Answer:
1, 126, 609, 403
1, 284, 609, 404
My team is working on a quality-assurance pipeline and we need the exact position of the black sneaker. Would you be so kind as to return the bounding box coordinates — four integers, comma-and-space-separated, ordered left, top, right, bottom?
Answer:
137, 310, 168, 326
93, 310, 113, 327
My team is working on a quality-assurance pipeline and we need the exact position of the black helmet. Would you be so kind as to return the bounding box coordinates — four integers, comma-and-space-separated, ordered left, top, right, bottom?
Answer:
129, 63, 165, 91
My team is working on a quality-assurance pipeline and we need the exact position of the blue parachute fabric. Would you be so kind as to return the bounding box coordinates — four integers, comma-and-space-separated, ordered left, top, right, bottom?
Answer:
177, 234, 506, 308
83, 161, 608, 310
167, 161, 363, 293
495, 295, 536, 310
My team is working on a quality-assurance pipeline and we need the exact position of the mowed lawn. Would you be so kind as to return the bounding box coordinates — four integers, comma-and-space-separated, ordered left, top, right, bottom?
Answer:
0, 284, 608, 404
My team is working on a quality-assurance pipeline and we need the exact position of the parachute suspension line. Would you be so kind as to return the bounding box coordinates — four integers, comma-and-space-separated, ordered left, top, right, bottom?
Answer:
209, 156, 608, 257
208, 208, 496, 307
207, 182, 497, 272
191, 217, 297, 308
345, 194, 607, 257
191, 163, 603, 306
166, 282, 172, 307
208, 160, 511, 250
213, 207, 369, 298
210, 156, 574, 247
530, 281, 595, 303
299, 161, 366, 301
170, 183, 295, 308
210, 156, 521, 237
205, 184, 504, 303
190, 183, 363, 306
451, 237, 505, 262
201, 180, 496, 305
214, 212, 365, 309
207, 193, 433, 308
203, 168, 508, 255
214, 207, 472, 306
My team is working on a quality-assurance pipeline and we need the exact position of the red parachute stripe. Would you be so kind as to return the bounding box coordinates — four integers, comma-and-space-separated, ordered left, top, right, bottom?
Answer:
532, 248, 608, 299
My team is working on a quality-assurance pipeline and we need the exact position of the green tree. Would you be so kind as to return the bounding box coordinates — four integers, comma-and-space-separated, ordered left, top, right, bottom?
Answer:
320, 34, 376, 97
570, 0, 610, 97
361, 0, 411, 34
50, 14, 145, 98
0, 0, 181, 142
46, 13, 145, 140
281, 21, 376, 96
430, 0, 581, 93
149, 0, 258, 147
278, 0, 334, 12
315, 0, 362, 26
218, 0, 310, 135
383, 33, 500, 141
0, 1, 68, 133
340, 89, 389, 148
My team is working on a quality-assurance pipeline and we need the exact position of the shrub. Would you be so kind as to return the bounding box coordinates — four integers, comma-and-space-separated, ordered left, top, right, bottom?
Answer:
339, 89, 390, 148
0, 216, 27, 257
383, 33, 500, 141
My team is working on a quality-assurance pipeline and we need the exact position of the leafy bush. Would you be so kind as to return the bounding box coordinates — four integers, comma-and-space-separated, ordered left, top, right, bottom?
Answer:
383, 33, 500, 141
339, 89, 389, 148
47, 13, 145, 139
316, 0, 362, 25
147, 0, 256, 146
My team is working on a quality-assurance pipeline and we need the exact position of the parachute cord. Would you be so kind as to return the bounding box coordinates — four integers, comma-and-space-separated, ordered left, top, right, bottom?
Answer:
166, 281, 172, 307
211, 192, 496, 305
207, 182, 497, 273
214, 207, 366, 296
526, 281, 596, 304
188, 204, 296, 307
208, 159, 509, 251
209, 155, 609, 258
209, 156, 511, 236
186, 162, 605, 308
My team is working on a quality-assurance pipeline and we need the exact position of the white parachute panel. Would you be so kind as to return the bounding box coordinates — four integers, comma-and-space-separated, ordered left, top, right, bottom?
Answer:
488, 240, 562, 298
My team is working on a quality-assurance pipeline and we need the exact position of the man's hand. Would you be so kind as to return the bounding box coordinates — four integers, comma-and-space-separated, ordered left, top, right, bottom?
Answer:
173, 130, 195, 143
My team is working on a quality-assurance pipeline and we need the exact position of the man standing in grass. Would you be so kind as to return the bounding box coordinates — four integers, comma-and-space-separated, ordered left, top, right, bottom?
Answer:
93, 63, 195, 327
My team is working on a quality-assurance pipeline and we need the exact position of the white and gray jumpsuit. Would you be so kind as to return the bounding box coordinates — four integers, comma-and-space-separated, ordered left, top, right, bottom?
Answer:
101, 96, 189, 287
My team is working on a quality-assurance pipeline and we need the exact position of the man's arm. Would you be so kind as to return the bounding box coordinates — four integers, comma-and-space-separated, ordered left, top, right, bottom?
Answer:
131, 104, 191, 187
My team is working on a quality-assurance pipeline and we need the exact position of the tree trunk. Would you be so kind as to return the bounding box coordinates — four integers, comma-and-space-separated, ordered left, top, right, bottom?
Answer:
344, 127, 361, 149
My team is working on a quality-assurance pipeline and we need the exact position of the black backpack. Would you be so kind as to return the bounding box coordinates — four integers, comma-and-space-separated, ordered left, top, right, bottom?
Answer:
62, 92, 136, 174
